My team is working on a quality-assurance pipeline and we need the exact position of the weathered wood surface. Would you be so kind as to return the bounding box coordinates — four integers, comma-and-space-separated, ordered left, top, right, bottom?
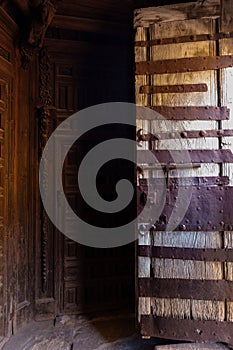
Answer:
134, 0, 220, 28
0, 6, 35, 338
135, 26, 148, 107
219, 0, 233, 323
136, 2, 233, 335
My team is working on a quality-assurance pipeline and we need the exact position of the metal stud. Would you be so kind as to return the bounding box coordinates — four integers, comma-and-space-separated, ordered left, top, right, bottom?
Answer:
199, 130, 207, 137
180, 131, 188, 138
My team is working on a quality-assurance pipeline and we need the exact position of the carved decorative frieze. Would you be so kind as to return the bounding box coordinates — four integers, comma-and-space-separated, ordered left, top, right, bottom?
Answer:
38, 46, 53, 293
38, 47, 52, 152
17, 0, 58, 69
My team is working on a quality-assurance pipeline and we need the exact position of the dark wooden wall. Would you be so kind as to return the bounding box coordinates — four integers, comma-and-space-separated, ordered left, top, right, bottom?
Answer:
0, 2, 136, 337
0, 8, 36, 339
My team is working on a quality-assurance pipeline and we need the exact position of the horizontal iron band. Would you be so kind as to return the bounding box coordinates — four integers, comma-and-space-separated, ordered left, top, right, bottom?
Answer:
140, 84, 208, 94
136, 55, 233, 75
137, 149, 233, 164
136, 106, 230, 121
138, 246, 233, 262
139, 176, 230, 187
141, 315, 233, 344
137, 163, 201, 172
135, 31, 233, 47
137, 129, 233, 141
137, 185, 233, 230
139, 278, 233, 300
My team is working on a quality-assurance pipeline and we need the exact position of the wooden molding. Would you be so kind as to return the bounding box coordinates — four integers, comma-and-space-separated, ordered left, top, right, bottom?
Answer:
51, 14, 130, 35
0, 7, 18, 37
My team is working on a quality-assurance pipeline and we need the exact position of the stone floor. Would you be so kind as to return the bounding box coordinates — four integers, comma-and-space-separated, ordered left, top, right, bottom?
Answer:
2, 313, 168, 350
2, 313, 230, 350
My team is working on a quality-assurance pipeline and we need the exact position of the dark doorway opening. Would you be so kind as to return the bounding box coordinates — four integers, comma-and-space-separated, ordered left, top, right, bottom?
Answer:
45, 25, 136, 316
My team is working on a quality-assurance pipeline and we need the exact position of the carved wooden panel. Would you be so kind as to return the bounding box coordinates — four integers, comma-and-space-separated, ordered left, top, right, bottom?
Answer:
36, 47, 57, 319
49, 51, 135, 314
55, 63, 78, 113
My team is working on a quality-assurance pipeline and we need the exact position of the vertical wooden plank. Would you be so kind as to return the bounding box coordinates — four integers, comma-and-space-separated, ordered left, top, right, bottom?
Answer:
135, 25, 152, 323
220, 2, 233, 323
219, 40, 233, 187
151, 231, 224, 321
138, 231, 151, 322
135, 27, 148, 107
149, 18, 219, 179
224, 232, 233, 321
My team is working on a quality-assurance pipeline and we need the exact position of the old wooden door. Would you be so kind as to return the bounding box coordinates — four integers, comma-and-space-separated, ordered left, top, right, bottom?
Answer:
136, 0, 233, 346
37, 36, 135, 317
55, 68, 135, 315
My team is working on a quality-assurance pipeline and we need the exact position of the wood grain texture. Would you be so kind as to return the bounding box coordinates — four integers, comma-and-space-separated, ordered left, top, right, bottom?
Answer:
219, 18, 233, 325
135, 27, 148, 107
0, 7, 36, 337
138, 230, 151, 322
136, 9, 228, 329
149, 17, 218, 178
134, 1, 220, 28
